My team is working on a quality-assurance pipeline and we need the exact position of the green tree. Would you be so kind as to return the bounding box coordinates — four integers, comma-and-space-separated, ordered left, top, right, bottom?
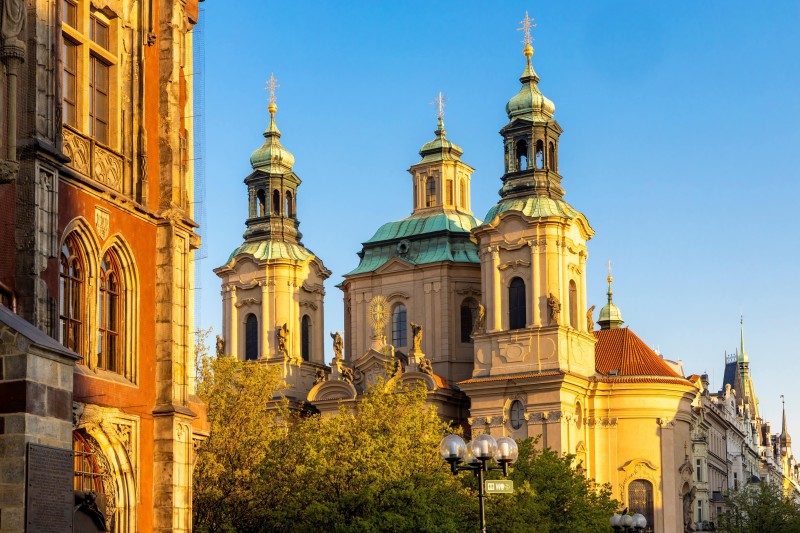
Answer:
717, 480, 800, 533
193, 350, 285, 532
484, 439, 618, 533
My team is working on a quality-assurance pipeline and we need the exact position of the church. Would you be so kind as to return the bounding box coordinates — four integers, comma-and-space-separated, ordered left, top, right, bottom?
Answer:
215, 16, 711, 532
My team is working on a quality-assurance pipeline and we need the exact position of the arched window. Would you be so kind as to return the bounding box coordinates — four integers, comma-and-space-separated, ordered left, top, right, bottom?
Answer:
508, 277, 526, 330
535, 140, 544, 169
301, 315, 311, 361
98, 251, 123, 373
516, 139, 528, 170
460, 299, 478, 343
257, 189, 266, 217
272, 189, 281, 215
569, 280, 578, 329
60, 234, 85, 358
245, 314, 258, 361
425, 178, 436, 207
286, 191, 294, 218
509, 400, 525, 430
446, 180, 454, 205
392, 304, 407, 347
459, 180, 466, 209
548, 141, 556, 171
628, 479, 654, 530
72, 431, 105, 494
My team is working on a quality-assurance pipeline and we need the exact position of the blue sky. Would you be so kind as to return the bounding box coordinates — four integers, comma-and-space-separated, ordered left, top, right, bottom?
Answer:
195, 2, 800, 435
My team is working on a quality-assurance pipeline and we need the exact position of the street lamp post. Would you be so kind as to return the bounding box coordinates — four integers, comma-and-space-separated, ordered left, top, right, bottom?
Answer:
439, 433, 519, 533
610, 512, 648, 532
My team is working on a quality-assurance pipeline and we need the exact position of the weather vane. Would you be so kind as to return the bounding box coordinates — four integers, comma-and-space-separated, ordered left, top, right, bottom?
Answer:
433, 91, 446, 120
265, 72, 280, 107
518, 11, 536, 47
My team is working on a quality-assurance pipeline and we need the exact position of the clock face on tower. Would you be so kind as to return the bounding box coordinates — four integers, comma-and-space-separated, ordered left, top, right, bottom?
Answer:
368, 295, 388, 337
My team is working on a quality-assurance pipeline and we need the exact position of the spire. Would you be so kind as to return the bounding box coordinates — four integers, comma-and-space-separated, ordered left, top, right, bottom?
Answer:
780, 395, 791, 449
505, 11, 554, 122
598, 260, 624, 330
250, 73, 295, 172
417, 91, 465, 164
738, 315, 749, 365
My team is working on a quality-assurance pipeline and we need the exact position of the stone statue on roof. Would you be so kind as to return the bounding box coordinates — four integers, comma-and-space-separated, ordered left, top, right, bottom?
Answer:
586, 305, 595, 332
548, 293, 561, 324
277, 323, 289, 358
410, 322, 423, 353
330, 331, 343, 362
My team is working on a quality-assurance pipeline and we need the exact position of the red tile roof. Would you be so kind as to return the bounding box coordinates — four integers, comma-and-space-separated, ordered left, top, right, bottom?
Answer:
594, 328, 684, 378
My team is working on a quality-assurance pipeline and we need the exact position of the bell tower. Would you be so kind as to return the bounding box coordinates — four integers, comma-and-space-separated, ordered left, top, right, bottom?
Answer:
470, 14, 596, 378
215, 75, 331, 402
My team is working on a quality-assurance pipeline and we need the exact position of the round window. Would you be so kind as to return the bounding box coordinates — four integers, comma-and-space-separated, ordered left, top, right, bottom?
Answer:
509, 400, 525, 430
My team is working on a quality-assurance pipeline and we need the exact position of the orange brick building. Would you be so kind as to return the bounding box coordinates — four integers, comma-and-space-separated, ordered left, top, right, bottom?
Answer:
0, 1, 205, 531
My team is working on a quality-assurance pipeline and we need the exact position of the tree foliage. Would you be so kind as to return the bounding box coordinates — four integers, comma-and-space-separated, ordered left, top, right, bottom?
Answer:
193, 356, 619, 532
717, 480, 800, 533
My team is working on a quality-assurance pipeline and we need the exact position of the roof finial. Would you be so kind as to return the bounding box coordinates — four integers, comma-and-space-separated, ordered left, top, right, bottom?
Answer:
518, 11, 536, 59
432, 91, 447, 136
606, 260, 614, 304
265, 72, 280, 116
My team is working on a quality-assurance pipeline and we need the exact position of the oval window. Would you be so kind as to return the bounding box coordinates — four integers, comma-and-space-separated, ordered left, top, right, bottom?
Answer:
510, 400, 525, 430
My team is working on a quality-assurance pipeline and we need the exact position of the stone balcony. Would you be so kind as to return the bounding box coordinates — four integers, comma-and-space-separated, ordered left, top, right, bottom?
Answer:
62, 124, 124, 193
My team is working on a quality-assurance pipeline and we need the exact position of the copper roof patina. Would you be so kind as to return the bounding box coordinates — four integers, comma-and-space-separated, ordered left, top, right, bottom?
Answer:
482, 196, 580, 225
347, 212, 481, 276
226, 240, 314, 263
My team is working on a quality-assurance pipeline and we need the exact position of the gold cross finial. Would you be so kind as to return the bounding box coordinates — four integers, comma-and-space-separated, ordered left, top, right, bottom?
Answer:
265, 73, 280, 114
607, 260, 613, 282
433, 91, 446, 120
518, 11, 536, 47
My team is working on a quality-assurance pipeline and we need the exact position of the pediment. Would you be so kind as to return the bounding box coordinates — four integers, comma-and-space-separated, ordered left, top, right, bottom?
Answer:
353, 348, 393, 374
395, 370, 437, 392
375, 257, 414, 275
307, 380, 357, 402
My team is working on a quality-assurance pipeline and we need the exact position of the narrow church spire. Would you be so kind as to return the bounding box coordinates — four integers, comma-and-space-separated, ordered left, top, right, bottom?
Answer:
738, 315, 749, 365
781, 395, 792, 450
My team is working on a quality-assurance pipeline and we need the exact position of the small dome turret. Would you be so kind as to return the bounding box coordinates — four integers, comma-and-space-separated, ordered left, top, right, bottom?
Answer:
598, 263, 624, 330
250, 101, 295, 172
505, 42, 555, 122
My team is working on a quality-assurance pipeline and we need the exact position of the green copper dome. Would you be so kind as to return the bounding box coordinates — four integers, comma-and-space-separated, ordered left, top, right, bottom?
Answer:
482, 196, 580, 225
418, 117, 464, 163
249, 110, 295, 172
506, 56, 555, 122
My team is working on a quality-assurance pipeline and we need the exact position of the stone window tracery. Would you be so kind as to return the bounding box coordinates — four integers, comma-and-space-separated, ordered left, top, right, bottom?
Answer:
60, 234, 86, 359
98, 251, 123, 373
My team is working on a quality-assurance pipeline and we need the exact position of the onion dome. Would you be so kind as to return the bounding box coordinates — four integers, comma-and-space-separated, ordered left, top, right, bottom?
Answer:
505, 44, 555, 122
598, 270, 624, 330
418, 116, 464, 163
249, 102, 295, 172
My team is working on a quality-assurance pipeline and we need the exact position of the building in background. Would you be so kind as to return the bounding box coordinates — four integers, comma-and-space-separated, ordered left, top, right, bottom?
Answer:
215, 15, 799, 533
0, 0, 205, 531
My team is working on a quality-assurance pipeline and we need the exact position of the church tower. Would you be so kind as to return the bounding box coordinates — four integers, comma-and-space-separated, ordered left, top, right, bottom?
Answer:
214, 77, 331, 401
340, 96, 482, 383
469, 15, 596, 379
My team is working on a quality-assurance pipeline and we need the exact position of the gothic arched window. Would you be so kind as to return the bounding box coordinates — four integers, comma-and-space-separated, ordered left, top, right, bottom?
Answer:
257, 189, 266, 217
60, 234, 86, 359
569, 279, 578, 329
460, 299, 478, 343
98, 251, 123, 373
535, 140, 544, 169
628, 479, 655, 531
516, 139, 528, 170
272, 189, 281, 215
392, 304, 407, 347
245, 314, 258, 361
508, 277, 526, 330
72, 431, 105, 493
425, 178, 436, 207
301, 315, 311, 361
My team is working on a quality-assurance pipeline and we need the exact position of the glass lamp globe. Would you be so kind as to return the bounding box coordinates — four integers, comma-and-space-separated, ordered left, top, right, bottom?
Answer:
439, 434, 466, 462
621, 514, 634, 528
469, 434, 497, 461
609, 514, 622, 527
494, 436, 519, 463
632, 513, 647, 528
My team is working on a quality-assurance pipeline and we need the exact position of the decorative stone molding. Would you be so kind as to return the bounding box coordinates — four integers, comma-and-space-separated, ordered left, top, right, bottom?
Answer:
301, 281, 325, 295
618, 458, 660, 505
299, 301, 318, 311
586, 416, 618, 428
234, 297, 261, 308
498, 259, 531, 271
94, 144, 123, 191
63, 127, 91, 175
95, 206, 110, 241
0, 159, 19, 183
